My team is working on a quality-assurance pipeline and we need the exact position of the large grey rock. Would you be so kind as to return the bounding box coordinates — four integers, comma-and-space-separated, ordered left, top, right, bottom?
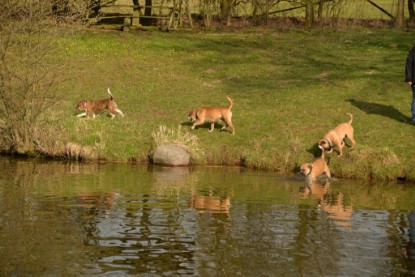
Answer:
152, 144, 190, 166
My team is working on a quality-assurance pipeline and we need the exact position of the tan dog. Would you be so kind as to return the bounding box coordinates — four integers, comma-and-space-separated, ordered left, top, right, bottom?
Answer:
318, 113, 355, 156
188, 96, 235, 134
300, 149, 331, 184
76, 88, 124, 119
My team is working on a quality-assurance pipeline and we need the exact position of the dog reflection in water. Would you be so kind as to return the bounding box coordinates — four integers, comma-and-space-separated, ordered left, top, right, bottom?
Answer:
301, 181, 353, 229
78, 192, 118, 210
189, 193, 231, 215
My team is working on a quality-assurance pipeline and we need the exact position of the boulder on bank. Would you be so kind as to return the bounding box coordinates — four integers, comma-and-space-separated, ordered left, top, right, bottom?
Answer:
152, 144, 190, 166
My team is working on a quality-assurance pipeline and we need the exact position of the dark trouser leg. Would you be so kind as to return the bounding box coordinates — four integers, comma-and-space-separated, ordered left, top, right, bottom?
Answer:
412, 85, 415, 124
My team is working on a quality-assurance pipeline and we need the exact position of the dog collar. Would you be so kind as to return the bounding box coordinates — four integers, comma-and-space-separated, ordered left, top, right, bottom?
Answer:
323, 137, 333, 149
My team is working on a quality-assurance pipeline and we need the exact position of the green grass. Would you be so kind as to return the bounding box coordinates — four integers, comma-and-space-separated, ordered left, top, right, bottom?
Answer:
24, 27, 415, 180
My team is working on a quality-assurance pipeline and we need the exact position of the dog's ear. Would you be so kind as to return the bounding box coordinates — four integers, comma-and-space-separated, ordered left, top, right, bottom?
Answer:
318, 140, 328, 149
187, 109, 194, 121
188, 109, 197, 118
76, 101, 84, 109
307, 164, 313, 171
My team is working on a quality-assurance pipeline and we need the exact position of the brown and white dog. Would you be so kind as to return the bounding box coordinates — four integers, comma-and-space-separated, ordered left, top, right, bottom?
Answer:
188, 96, 235, 134
300, 149, 331, 184
76, 88, 124, 119
318, 113, 355, 156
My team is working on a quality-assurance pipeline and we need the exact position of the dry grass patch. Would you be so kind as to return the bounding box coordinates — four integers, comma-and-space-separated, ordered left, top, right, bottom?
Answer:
151, 125, 205, 162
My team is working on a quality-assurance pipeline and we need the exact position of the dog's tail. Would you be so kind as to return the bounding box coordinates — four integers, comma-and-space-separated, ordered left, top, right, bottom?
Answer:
226, 96, 233, 110
107, 87, 114, 100
346, 112, 353, 125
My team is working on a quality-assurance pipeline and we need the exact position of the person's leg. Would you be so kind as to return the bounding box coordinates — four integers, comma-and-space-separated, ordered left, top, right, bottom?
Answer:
412, 85, 415, 124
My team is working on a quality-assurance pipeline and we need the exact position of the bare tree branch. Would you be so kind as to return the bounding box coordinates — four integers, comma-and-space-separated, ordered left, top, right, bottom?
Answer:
0, 0, 88, 154
267, 0, 334, 16
365, 0, 394, 19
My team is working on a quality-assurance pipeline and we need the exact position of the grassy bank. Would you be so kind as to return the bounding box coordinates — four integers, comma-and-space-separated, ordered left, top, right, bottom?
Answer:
7, 27, 415, 181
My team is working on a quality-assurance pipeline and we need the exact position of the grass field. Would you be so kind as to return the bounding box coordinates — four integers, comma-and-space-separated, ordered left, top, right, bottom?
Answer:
12, 26, 415, 181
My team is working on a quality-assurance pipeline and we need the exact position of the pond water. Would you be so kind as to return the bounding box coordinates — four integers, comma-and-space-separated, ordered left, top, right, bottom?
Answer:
0, 156, 415, 276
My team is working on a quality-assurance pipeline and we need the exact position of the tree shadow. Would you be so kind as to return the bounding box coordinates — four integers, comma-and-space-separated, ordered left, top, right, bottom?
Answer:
346, 99, 411, 125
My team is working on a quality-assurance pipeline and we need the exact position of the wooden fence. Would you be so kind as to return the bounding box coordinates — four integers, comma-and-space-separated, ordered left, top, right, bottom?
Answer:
88, 2, 178, 31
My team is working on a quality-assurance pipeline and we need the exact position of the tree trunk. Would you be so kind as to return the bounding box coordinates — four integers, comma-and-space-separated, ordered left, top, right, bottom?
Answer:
409, 0, 415, 21
305, 0, 314, 28
317, 0, 323, 19
186, 0, 194, 28
132, 0, 140, 26
396, 0, 405, 28
145, 0, 152, 16
220, 0, 232, 26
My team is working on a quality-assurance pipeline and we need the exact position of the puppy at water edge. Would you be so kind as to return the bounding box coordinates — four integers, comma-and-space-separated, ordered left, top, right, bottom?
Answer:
318, 113, 355, 157
188, 96, 235, 134
300, 149, 331, 184
76, 88, 124, 119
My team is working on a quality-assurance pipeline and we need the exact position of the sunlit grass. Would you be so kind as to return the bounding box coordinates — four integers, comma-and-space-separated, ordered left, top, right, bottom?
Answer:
32, 27, 415, 180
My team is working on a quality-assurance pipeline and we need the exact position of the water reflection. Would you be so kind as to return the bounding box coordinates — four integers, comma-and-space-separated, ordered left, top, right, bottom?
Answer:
189, 193, 232, 214
406, 212, 415, 267
152, 165, 191, 187
0, 157, 415, 276
300, 181, 353, 229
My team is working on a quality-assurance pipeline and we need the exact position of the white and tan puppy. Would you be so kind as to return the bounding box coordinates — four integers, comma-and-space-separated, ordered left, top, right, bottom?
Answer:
188, 96, 235, 134
300, 149, 331, 184
318, 113, 355, 157
76, 88, 124, 119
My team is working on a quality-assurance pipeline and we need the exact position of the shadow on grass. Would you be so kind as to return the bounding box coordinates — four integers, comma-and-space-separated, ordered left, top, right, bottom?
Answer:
180, 121, 231, 133
306, 144, 335, 165
346, 99, 411, 125
181, 121, 193, 127
306, 143, 322, 158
